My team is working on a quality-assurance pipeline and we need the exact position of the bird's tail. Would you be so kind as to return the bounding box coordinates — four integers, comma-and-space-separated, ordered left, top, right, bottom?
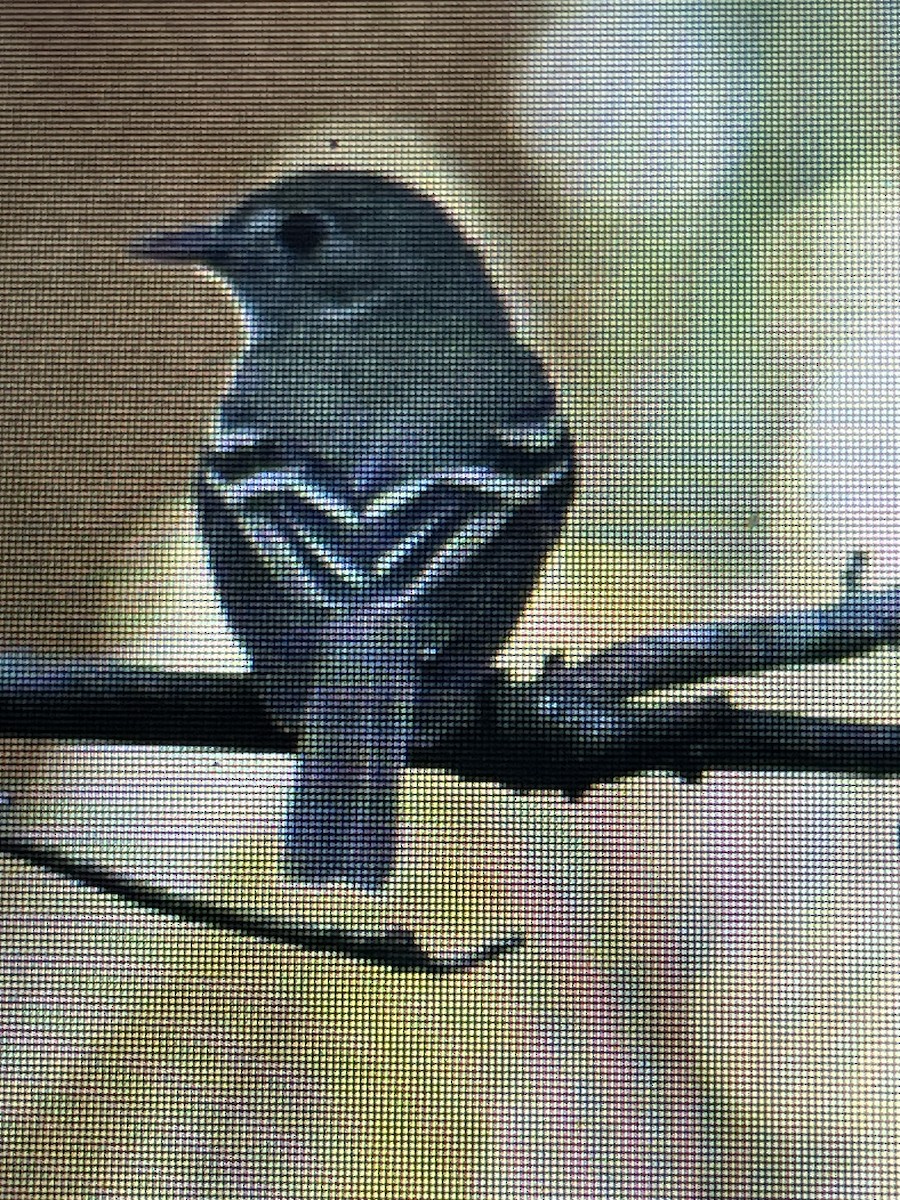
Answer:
286, 613, 416, 891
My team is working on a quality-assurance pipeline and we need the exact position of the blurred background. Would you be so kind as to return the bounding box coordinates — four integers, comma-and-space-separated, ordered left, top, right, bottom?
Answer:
1, 3, 900, 1197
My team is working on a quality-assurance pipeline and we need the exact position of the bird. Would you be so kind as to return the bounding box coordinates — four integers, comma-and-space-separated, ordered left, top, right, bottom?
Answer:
131, 168, 575, 891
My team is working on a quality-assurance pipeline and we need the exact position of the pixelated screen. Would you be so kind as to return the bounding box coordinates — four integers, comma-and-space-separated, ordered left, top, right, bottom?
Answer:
1, 4, 899, 1196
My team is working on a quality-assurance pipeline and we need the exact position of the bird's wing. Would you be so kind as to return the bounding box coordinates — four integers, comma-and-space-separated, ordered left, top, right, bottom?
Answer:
203, 419, 571, 613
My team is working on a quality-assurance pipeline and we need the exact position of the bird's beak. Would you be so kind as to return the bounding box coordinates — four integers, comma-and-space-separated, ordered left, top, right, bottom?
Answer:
128, 222, 223, 265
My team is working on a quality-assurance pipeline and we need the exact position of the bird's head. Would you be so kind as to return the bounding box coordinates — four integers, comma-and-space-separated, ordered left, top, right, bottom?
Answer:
130, 170, 499, 338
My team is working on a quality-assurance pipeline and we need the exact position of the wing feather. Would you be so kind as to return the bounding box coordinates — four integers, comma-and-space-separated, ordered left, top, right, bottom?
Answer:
203, 420, 571, 608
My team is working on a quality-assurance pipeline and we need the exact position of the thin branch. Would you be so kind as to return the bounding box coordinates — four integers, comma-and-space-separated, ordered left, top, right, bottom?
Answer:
3, 586, 900, 970
558, 586, 900, 698
0, 834, 521, 973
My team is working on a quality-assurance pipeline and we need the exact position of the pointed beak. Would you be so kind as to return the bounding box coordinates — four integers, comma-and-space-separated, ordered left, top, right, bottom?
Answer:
128, 222, 223, 265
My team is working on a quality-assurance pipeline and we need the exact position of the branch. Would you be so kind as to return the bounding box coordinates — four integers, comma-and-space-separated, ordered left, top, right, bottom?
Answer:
0, 833, 520, 973
556, 586, 900, 697
3, 586, 900, 787
2, 586, 900, 970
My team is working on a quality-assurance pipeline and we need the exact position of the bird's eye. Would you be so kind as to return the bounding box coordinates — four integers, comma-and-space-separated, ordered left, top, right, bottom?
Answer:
278, 212, 330, 254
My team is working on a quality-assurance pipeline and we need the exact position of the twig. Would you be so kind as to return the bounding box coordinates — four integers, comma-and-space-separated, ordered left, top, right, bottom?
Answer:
2, 585, 900, 970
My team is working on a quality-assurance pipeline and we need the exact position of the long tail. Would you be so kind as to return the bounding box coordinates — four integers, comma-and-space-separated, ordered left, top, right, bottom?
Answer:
285, 613, 416, 891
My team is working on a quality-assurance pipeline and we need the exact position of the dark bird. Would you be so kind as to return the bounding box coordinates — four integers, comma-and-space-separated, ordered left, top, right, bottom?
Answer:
131, 169, 575, 890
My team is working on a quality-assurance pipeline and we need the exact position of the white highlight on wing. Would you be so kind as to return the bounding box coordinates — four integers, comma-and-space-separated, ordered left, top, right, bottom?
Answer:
213, 426, 265, 454
362, 463, 568, 519
221, 470, 361, 525
207, 440, 570, 600
293, 528, 372, 586
238, 514, 370, 598
496, 413, 567, 453
404, 511, 512, 599
373, 516, 442, 578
